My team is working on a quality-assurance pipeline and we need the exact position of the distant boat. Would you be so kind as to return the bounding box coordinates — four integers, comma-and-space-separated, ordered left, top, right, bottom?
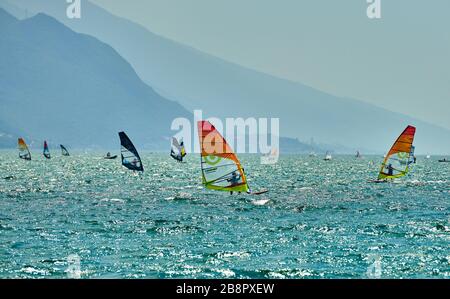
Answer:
426, 155, 431, 159
104, 152, 118, 160
374, 125, 416, 182
119, 132, 144, 172
18, 138, 31, 161
438, 158, 450, 163
261, 147, 279, 165
198, 120, 268, 195
309, 152, 317, 157
324, 151, 332, 161
170, 137, 186, 162
43, 141, 51, 159
60, 144, 70, 156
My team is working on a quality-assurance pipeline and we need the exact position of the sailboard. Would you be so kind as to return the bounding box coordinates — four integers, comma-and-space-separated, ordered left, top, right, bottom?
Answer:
324, 151, 332, 161
43, 141, 51, 159
18, 138, 31, 161
170, 137, 186, 162
119, 132, 144, 172
60, 144, 70, 156
376, 125, 416, 181
197, 120, 268, 195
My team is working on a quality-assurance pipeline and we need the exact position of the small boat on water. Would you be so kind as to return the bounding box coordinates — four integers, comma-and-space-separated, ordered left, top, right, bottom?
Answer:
438, 158, 450, 163
104, 152, 118, 160
370, 125, 416, 183
18, 138, 31, 161
324, 151, 332, 161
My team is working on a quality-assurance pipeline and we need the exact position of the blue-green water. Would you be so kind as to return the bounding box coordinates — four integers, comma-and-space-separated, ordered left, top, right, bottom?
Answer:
0, 152, 449, 279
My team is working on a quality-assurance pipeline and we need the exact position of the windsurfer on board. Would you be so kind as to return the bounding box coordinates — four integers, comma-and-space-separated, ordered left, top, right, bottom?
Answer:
228, 171, 241, 195
387, 164, 394, 176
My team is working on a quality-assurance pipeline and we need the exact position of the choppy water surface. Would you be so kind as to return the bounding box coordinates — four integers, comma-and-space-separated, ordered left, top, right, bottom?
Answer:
0, 151, 449, 278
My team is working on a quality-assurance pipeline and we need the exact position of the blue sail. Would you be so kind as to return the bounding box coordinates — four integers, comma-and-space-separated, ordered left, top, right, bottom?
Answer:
119, 132, 144, 172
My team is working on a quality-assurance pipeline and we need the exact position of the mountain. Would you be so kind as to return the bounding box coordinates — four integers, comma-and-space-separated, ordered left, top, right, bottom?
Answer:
3, 0, 450, 154
0, 9, 191, 149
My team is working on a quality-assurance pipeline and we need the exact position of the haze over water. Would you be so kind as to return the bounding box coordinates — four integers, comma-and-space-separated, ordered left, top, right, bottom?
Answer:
0, 152, 448, 278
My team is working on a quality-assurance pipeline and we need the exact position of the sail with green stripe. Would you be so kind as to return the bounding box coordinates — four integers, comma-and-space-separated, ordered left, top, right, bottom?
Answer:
197, 120, 249, 193
378, 125, 416, 180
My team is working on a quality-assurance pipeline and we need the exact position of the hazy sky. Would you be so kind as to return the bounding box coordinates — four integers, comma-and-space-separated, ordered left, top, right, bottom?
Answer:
90, 0, 450, 130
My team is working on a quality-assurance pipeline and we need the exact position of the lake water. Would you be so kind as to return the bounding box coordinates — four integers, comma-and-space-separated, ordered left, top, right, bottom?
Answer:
0, 152, 449, 278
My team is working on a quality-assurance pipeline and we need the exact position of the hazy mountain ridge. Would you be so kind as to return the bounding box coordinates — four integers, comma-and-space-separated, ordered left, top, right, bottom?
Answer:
3, 0, 449, 154
0, 9, 191, 149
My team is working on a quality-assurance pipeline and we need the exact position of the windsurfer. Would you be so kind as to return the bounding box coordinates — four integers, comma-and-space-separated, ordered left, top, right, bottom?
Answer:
387, 164, 394, 176
132, 158, 139, 167
106, 152, 111, 158
228, 171, 241, 195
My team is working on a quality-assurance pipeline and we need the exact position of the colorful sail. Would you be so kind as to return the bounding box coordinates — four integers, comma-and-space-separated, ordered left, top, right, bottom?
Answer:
18, 138, 31, 161
43, 141, 51, 159
170, 137, 186, 162
60, 144, 70, 156
119, 132, 143, 172
197, 120, 249, 193
378, 125, 416, 180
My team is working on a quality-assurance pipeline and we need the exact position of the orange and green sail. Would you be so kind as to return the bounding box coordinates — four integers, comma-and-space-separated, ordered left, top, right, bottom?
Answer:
378, 125, 416, 180
18, 138, 31, 161
198, 120, 249, 193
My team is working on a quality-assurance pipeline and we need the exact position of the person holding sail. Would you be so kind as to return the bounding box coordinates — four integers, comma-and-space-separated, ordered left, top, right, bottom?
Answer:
387, 163, 394, 176
228, 171, 241, 195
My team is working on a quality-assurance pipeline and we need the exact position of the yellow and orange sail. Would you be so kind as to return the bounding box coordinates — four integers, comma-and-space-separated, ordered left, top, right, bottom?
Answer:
378, 125, 416, 180
18, 138, 31, 160
198, 121, 249, 193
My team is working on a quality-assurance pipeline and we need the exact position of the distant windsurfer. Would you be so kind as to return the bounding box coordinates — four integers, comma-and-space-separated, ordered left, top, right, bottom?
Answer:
106, 152, 111, 158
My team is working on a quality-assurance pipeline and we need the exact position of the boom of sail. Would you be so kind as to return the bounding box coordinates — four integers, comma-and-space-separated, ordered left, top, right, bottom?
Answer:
119, 132, 144, 172
18, 138, 31, 161
378, 125, 416, 180
197, 120, 249, 193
